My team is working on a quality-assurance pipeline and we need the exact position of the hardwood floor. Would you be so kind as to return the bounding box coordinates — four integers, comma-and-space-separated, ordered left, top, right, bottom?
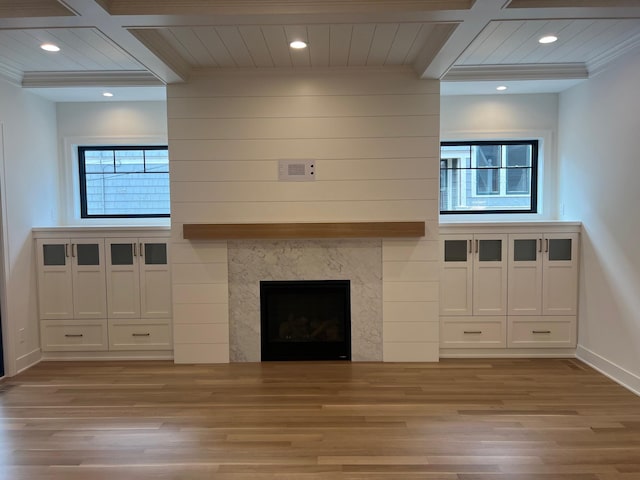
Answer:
0, 358, 639, 479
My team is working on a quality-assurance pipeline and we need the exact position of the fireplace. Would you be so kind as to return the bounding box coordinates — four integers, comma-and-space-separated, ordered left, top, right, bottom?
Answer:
260, 280, 351, 361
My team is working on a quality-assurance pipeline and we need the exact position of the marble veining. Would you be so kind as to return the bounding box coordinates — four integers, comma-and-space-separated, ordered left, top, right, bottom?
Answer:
228, 240, 382, 362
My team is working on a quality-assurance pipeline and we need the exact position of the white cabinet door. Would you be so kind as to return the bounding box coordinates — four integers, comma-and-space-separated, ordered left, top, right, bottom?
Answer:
472, 234, 508, 316
508, 234, 543, 316
106, 239, 141, 319
542, 233, 579, 315
71, 239, 107, 319
440, 235, 473, 316
139, 238, 172, 318
36, 239, 73, 320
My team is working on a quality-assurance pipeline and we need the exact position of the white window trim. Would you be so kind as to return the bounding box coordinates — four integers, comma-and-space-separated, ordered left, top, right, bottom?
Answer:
439, 130, 556, 223
61, 135, 170, 226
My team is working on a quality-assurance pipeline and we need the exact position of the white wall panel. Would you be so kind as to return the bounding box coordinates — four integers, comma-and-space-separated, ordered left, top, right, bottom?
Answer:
168, 70, 439, 364
168, 94, 439, 118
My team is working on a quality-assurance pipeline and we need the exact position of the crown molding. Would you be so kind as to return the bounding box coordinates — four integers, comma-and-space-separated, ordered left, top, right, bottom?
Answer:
103, 0, 473, 16
0, 64, 22, 86
587, 34, 640, 77
21, 70, 164, 88
442, 63, 589, 81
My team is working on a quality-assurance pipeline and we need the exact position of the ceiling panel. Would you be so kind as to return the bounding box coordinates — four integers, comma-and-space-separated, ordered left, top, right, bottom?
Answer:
0, 28, 144, 75
0, 0, 75, 18
138, 23, 444, 70
457, 19, 640, 68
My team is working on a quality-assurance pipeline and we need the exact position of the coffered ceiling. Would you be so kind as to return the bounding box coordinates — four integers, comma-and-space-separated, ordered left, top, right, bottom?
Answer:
0, 0, 639, 100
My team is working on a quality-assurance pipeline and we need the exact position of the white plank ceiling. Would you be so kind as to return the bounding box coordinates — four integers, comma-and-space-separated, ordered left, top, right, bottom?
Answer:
0, 0, 639, 99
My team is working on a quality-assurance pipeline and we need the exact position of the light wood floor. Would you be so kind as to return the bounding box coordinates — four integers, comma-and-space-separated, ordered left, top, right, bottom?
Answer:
0, 359, 639, 480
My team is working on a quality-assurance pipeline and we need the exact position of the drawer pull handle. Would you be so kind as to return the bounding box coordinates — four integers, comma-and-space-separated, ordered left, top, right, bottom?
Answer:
463, 330, 482, 334
65, 334, 83, 338
532, 330, 551, 334
132, 333, 151, 337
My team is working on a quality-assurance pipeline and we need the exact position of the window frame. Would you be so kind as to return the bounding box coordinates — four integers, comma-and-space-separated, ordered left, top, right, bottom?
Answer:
440, 139, 539, 215
78, 145, 170, 219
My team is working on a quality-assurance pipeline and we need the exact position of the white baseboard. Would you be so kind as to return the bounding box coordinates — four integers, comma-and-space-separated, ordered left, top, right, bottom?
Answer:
576, 345, 640, 397
15, 348, 42, 374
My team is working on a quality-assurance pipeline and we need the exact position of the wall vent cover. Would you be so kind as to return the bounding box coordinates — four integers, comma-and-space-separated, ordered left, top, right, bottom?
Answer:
278, 160, 315, 181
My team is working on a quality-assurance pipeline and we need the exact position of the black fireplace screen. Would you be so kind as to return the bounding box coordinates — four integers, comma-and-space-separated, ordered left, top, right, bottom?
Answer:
260, 280, 351, 361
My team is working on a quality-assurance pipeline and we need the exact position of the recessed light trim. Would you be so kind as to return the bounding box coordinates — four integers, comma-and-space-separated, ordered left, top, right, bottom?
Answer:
289, 40, 307, 49
40, 43, 60, 52
538, 35, 558, 44
496, 85, 508, 91
102, 92, 114, 97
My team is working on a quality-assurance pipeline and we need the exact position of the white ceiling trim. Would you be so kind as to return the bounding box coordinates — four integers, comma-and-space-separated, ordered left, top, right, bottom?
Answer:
442, 62, 589, 81
21, 70, 163, 87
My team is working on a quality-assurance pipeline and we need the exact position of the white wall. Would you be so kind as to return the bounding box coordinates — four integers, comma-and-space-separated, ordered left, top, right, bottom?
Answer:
168, 69, 441, 363
440, 93, 559, 220
559, 50, 640, 393
56, 101, 168, 225
0, 80, 59, 375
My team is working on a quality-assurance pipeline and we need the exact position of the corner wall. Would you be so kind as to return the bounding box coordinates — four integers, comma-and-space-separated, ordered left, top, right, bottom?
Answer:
168, 69, 440, 363
0, 80, 59, 375
558, 50, 640, 394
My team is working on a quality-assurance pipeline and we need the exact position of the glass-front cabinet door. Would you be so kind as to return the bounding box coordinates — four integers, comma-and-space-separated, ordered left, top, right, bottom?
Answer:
106, 239, 141, 319
37, 239, 73, 319
508, 234, 544, 316
71, 239, 107, 319
472, 234, 508, 316
542, 233, 579, 315
139, 239, 171, 318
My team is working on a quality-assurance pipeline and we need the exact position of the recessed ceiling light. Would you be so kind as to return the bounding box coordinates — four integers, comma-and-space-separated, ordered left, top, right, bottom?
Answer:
538, 35, 558, 44
40, 43, 60, 52
496, 85, 508, 91
102, 92, 114, 97
289, 40, 307, 49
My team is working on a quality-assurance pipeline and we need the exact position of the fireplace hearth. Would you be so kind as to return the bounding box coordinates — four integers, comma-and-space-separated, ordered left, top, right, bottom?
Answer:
260, 280, 351, 361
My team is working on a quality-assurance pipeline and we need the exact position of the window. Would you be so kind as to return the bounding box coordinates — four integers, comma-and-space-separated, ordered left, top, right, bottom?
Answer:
440, 140, 538, 214
78, 146, 170, 218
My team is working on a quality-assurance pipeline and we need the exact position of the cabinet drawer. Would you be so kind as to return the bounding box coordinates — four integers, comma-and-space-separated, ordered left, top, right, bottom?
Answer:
441, 316, 506, 348
40, 320, 108, 352
108, 320, 172, 351
508, 316, 576, 348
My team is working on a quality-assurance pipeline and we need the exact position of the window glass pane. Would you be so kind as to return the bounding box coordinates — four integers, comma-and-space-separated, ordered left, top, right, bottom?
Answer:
79, 146, 170, 218
115, 150, 145, 173
514, 239, 537, 261
440, 141, 537, 214
507, 168, 530, 194
444, 240, 468, 262
111, 243, 133, 265
84, 150, 114, 174
478, 239, 502, 261
548, 239, 572, 261
144, 243, 167, 265
43, 244, 66, 266
76, 244, 100, 266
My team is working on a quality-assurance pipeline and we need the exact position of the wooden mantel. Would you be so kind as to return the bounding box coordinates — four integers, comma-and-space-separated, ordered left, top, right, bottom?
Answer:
183, 222, 425, 240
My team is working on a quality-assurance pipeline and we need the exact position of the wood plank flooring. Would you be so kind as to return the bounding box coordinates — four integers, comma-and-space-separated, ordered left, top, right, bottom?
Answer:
0, 358, 639, 479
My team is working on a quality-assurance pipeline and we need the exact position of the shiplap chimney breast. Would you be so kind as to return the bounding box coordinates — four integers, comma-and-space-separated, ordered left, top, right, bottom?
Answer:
168, 69, 440, 363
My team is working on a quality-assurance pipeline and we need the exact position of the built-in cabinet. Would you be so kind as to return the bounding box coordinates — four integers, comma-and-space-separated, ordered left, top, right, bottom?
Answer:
440, 223, 580, 354
34, 228, 172, 357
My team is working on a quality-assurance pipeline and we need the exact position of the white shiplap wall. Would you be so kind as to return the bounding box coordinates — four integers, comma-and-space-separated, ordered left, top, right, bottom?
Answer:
168, 69, 440, 363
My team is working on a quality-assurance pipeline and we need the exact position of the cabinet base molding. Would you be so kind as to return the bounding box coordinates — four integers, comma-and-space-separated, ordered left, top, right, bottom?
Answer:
440, 348, 577, 358
42, 350, 173, 361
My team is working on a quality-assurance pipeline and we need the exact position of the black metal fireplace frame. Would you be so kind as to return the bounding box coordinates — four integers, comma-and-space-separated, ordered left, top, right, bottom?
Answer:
260, 280, 351, 361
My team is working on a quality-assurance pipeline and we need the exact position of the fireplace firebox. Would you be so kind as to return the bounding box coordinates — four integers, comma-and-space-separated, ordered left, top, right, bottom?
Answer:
260, 280, 351, 361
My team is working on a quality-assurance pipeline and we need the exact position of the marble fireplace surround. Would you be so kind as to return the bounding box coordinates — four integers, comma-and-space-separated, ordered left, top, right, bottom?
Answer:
228, 239, 382, 362
180, 221, 434, 363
